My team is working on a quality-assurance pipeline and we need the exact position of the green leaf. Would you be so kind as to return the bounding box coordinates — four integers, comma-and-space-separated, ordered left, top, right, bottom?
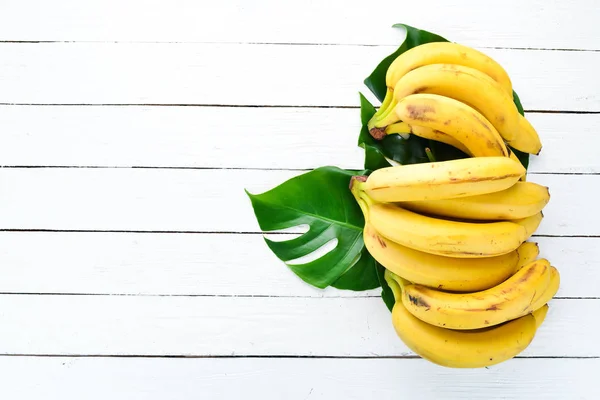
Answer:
364, 24, 448, 102
246, 166, 379, 290
510, 91, 530, 170
376, 263, 395, 312
331, 247, 379, 290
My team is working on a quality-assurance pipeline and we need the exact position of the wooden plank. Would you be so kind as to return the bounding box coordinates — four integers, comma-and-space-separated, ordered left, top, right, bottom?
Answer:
0, 232, 594, 297
0, 43, 598, 111
0, 295, 593, 357
0, 168, 593, 235
0, 105, 596, 173
0, 0, 598, 51
0, 357, 598, 400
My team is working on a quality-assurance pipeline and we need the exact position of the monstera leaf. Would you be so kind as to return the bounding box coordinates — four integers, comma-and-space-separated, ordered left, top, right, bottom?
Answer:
246, 166, 379, 290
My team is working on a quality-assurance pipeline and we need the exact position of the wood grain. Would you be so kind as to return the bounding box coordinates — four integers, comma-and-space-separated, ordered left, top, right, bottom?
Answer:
0, 0, 598, 51
0, 295, 593, 357
0, 233, 594, 297
0, 168, 592, 235
0, 43, 598, 110
0, 357, 598, 400
0, 105, 596, 173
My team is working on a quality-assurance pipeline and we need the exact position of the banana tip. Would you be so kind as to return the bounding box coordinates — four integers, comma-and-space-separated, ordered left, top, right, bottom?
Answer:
369, 127, 387, 140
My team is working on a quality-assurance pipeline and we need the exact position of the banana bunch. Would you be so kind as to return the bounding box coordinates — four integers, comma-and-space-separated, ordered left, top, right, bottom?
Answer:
367, 42, 542, 155
349, 156, 559, 368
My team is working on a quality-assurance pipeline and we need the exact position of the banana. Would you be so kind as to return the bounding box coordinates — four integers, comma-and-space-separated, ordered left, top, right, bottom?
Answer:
399, 182, 550, 220
386, 42, 513, 95
386, 270, 538, 369
370, 42, 513, 127
515, 242, 540, 271
351, 156, 525, 203
532, 304, 549, 329
514, 212, 543, 239
370, 64, 542, 155
407, 125, 471, 154
363, 222, 520, 291
360, 199, 531, 258
393, 94, 509, 157
397, 259, 552, 330
530, 266, 560, 311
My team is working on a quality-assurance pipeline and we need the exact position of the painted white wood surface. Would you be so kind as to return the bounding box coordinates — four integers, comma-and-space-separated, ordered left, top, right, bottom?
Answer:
0, 1, 598, 399
0, 169, 593, 234
1, 358, 598, 400
0, 43, 598, 111
0, 296, 591, 357
0, 0, 598, 51
0, 233, 595, 297
0, 106, 598, 173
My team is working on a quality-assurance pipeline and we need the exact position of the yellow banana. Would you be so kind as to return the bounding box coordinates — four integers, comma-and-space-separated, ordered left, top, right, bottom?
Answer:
386, 42, 513, 95
515, 242, 540, 271
514, 212, 543, 239
351, 156, 525, 203
397, 259, 552, 330
510, 116, 543, 156
399, 182, 550, 220
532, 304, 549, 329
386, 271, 538, 369
363, 222, 520, 291
385, 124, 526, 177
530, 266, 560, 311
393, 94, 509, 157
371, 42, 513, 127
408, 125, 470, 154
370, 64, 542, 155
363, 201, 531, 258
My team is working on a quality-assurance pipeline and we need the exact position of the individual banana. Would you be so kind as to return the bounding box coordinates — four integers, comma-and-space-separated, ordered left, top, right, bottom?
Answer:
392, 94, 509, 157
351, 156, 525, 203
358, 197, 533, 258
386, 42, 513, 96
384, 124, 526, 177
370, 64, 542, 155
398, 259, 552, 330
363, 221, 521, 291
530, 266, 560, 311
399, 182, 550, 220
514, 212, 543, 239
386, 270, 539, 369
532, 304, 549, 329
515, 242, 540, 271
370, 42, 513, 127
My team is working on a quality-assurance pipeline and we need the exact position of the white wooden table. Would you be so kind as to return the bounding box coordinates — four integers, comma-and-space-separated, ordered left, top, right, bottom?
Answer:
0, 1, 598, 398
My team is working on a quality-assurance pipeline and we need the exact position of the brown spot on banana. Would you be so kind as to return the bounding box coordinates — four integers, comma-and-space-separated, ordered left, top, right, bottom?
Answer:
408, 294, 430, 309
375, 234, 387, 249
413, 86, 430, 94
471, 112, 492, 132
406, 105, 435, 122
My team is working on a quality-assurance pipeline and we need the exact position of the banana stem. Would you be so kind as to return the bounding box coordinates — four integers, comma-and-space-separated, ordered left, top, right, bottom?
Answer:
349, 176, 371, 221
425, 147, 436, 162
371, 88, 394, 120
384, 269, 411, 302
